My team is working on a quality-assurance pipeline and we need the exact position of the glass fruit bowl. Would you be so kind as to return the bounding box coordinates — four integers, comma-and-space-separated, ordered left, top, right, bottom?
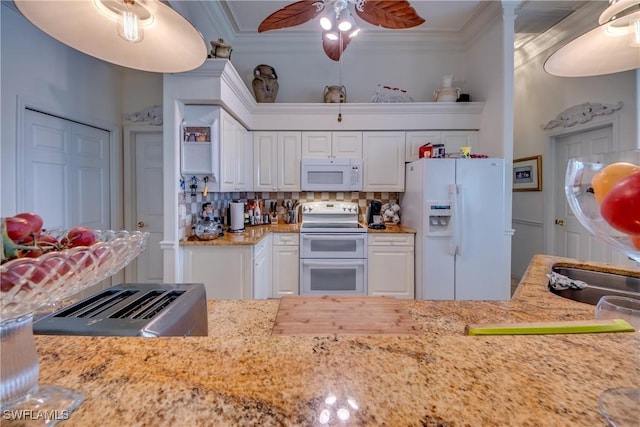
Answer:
565, 149, 640, 263
0, 229, 148, 425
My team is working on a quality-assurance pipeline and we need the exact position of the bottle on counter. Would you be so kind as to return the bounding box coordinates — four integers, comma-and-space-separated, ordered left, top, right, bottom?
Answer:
254, 200, 261, 225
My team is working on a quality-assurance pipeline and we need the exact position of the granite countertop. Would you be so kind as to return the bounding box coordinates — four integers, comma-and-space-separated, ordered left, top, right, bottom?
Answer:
180, 223, 416, 246
32, 255, 639, 426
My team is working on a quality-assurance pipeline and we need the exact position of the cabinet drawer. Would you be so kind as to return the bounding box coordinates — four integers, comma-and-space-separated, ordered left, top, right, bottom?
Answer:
273, 233, 299, 246
368, 234, 414, 246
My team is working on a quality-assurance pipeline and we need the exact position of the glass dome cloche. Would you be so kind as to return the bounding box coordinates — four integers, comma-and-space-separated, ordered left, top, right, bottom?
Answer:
1, 224, 148, 425
565, 149, 640, 263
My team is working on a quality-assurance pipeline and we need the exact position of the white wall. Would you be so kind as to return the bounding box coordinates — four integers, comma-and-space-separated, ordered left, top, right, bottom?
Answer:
512, 44, 637, 278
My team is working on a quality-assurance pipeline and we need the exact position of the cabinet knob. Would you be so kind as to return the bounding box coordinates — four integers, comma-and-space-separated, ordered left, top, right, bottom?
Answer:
137, 221, 146, 228
554, 219, 565, 226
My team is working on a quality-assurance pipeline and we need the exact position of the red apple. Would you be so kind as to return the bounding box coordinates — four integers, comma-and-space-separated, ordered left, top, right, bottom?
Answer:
600, 172, 640, 235
62, 227, 96, 248
4, 217, 32, 243
14, 212, 43, 236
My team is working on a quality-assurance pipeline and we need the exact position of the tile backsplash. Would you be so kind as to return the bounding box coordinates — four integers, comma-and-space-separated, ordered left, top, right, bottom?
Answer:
178, 191, 401, 238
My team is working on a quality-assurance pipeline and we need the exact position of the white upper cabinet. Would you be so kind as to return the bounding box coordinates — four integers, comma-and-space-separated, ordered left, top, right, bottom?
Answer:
254, 131, 301, 191
302, 131, 362, 158
220, 109, 253, 192
405, 130, 478, 162
363, 131, 405, 191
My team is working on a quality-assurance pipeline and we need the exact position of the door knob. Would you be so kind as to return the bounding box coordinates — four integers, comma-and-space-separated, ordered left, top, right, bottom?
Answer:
137, 221, 146, 228
555, 219, 565, 226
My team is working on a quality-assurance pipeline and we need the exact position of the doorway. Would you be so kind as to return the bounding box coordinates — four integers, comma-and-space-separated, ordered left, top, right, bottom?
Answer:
123, 126, 164, 283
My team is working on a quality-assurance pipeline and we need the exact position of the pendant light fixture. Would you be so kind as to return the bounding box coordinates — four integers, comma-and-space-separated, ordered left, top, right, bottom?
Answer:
544, 0, 640, 77
14, 0, 208, 73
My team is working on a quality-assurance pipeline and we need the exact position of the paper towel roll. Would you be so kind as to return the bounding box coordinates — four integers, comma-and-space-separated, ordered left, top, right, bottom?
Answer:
229, 202, 245, 232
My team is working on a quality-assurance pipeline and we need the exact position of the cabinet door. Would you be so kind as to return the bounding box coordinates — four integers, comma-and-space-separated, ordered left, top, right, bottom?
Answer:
367, 245, 414, 299
236, 126, 253, 191
272, 245, 300, 297
183, 247, 252, 299
405, 131, 442, 162
363, 131, 405, 191
332, 131, 362, 158
302, 131, 332, 158
254, 132, 278, 191
254, 236, 272, 299
441, 131, 477, 156
278, 132, 301, 191
219, 111, 237, 191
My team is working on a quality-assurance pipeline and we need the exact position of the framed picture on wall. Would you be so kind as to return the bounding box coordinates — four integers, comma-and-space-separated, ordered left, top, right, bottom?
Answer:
513, 155, 542, 191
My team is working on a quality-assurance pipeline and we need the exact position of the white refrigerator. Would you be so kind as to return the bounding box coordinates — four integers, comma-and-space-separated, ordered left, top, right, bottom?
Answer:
400, 158, 510, 300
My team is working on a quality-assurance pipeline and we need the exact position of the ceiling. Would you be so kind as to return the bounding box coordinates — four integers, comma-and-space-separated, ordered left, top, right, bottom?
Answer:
168, 0, 597, 47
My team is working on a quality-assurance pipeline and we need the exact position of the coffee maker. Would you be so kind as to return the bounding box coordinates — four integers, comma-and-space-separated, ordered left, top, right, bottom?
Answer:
367, 200, 386, 230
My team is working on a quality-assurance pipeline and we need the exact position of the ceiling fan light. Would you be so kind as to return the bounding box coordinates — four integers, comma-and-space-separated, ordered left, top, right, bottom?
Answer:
348, 27, 361, 38
319, 15, 333, 31
325, 31, 339, 41
337, 9, 354, 32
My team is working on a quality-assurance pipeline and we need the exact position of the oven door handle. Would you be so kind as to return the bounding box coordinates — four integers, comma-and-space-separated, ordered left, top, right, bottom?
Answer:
300, 234, 367, 241
301, 259, 366, 266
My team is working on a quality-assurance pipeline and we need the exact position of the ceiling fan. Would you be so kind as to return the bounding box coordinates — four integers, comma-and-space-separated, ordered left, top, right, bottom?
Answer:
258, 0, 425, 61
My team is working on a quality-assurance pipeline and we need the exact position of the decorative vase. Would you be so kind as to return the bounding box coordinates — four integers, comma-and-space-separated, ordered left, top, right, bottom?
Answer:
323, 85, 347, 103
252, 64, 279, 103
210, 39, 232, 59
433, 75, 461, 102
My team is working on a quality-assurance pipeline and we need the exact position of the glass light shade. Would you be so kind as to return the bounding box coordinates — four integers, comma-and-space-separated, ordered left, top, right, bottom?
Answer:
14, 0, 207, 73
545, 1, 640, 76
348, 27, 361, 38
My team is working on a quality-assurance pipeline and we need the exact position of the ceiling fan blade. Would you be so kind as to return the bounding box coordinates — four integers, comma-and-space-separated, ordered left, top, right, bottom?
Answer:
258, 0, 323, 32
321, 31, 352, 61
355, 0, 425, 29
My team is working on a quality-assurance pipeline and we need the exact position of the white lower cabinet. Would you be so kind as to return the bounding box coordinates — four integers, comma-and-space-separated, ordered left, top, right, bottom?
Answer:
367, 234, 415, 299
253, 234, 273, 299
271, 233, 299, 297
183, 235, 272, 300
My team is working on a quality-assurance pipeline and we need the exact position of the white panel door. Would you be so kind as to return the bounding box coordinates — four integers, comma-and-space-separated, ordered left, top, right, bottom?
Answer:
302, 131, 332, 158
553, 126, 633, 266
362, 131, 405, 191
73, 124, 109, 229
332, 131, 363, 158
134, 132, 164, 283
22, 109, 109, 230
253, 131, 278, 191
278, 132, 301, 191
22, 110, 69, 228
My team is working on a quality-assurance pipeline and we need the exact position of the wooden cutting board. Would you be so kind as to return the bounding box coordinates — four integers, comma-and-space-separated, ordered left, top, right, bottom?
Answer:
271, 295, 421, 336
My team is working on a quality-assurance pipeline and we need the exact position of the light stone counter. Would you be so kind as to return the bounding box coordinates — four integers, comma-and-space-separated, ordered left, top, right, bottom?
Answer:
31, 255, 639, 426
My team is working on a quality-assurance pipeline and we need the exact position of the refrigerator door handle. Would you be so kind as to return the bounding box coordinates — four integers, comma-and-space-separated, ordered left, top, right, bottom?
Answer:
453, 183, 462, 255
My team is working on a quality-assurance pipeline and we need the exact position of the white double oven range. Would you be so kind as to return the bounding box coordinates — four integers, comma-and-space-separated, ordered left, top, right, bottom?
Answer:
299, 202, 367, 295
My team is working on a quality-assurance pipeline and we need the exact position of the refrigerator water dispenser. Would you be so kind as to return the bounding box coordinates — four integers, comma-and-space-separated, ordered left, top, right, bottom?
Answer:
426, 201, 452, 235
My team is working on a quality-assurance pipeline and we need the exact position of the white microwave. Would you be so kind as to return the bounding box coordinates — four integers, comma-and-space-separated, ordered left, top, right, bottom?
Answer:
301, 158, 362, 191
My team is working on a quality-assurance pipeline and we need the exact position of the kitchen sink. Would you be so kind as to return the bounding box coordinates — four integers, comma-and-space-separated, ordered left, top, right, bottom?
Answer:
549, 265, 640, 305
